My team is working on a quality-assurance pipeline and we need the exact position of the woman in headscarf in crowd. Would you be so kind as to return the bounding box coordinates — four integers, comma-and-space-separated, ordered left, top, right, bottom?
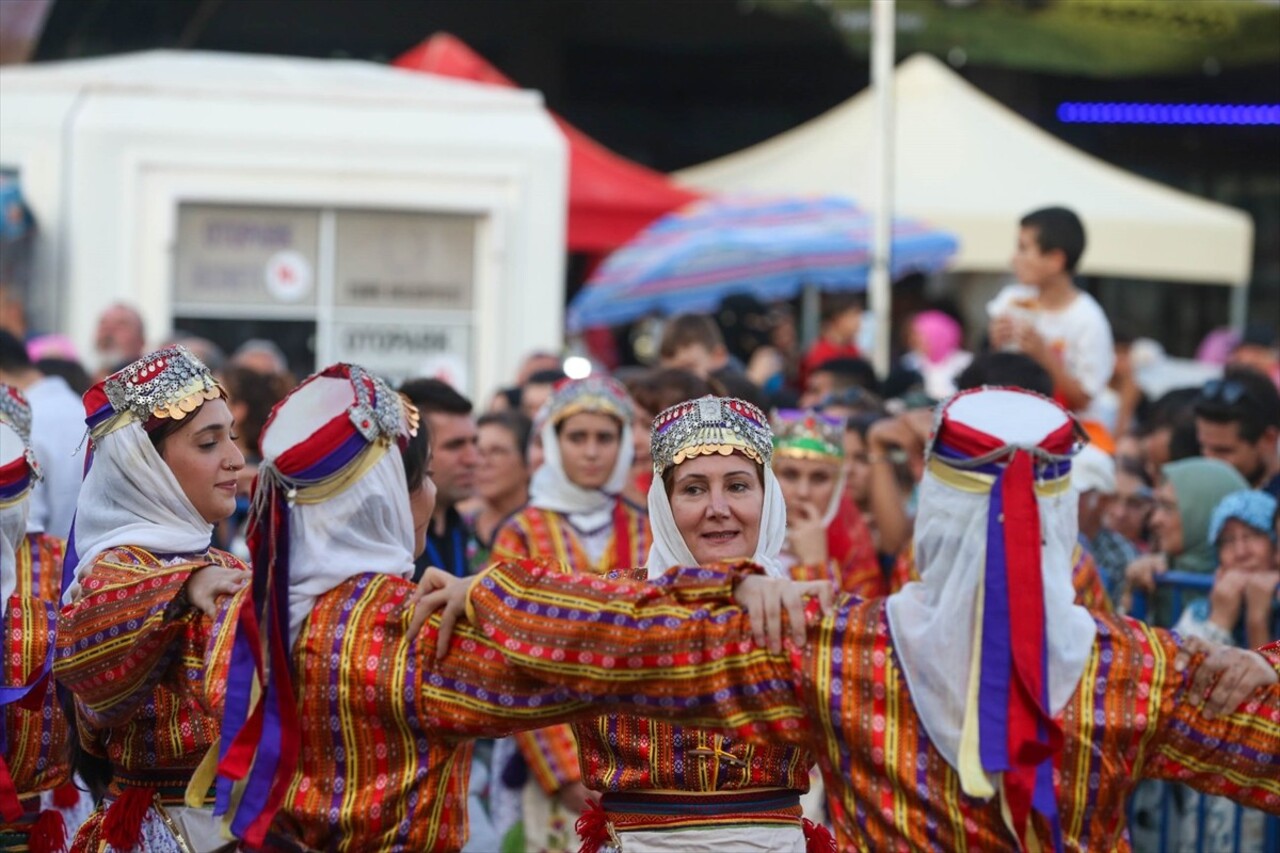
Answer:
0, 386, 82, 852
1174, 489, 1278, 650
770, 409, 883, 597
53, 346, 250, 852
572, 396, 830, 853
901, 310, 971, 402
1125, 456, 1249, 626
492, 377, 652, 849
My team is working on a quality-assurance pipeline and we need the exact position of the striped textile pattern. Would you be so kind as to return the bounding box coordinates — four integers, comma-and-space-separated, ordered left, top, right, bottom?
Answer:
470, 560, 1280, 851
493, 502, 652, 793
0, 535, 69, 844
54, 545, 248, 849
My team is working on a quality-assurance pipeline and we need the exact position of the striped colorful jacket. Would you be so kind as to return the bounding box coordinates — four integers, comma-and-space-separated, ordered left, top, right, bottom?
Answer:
491, 500, 651, 793
575, 569, 813, 800
1, 534, 71, 851
53, 545, 248, 852
220, 568, 818, 853
470, 560, 1280, 852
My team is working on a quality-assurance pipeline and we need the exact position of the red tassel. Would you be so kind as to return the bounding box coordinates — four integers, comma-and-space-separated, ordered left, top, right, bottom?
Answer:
100, 787, 153, 850
28, 808, 68, 853
52, 782, 80, 809
574, 798, 609, 853
802, 818, 837, 853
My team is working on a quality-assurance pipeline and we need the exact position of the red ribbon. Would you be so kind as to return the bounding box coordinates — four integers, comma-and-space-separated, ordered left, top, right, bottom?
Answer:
1001, 451, 1063, 840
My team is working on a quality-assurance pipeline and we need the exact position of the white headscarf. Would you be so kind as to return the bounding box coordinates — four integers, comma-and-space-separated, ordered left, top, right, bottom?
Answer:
282, 449, 414, 644
64, 422, 214, 603
885, 389, 1096, 791
1, 503, 27, 607
529, 410, 634, 533
644, 456, 787, 579
256, 373, 417, 645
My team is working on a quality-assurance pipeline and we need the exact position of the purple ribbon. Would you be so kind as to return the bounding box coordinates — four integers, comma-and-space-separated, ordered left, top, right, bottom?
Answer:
978, 470, 1011, 772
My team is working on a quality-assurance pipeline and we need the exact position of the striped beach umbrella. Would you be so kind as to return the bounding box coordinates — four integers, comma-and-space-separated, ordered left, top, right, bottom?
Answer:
567, 195, 958, 332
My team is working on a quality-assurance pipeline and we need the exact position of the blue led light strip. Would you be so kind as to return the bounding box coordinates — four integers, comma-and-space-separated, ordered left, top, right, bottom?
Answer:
1057, 102, 1280, 126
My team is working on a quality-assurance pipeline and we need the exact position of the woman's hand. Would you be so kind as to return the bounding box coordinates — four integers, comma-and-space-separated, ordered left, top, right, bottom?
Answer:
405, 567, 474, 659
1124, 553, 1167, 594
1207, 569, 1249, 632
787, 501, 828, 566
1176, 634, 1279, 720
733, 576, 834, 654
185, 566, 248, 617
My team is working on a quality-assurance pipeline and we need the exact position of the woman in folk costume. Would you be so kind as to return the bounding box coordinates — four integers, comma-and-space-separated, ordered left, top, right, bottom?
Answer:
469, 387, 1280, 851
0, 387, 78, 852
569, 396, 830, 853
209, 364, 813, 853
53, 346, 250, 852
770, 409, 884, 597
491, 377, 651, 848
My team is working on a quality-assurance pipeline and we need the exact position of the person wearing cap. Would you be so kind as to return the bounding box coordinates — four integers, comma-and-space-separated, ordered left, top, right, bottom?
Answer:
207, 364, 827, 852
462, 387, 1280, 851
53, 346, 250, 852
771, 409, 882, 597
0, 386, 76, 852
1175, 490, 1279, 653
491, 376, 652, 842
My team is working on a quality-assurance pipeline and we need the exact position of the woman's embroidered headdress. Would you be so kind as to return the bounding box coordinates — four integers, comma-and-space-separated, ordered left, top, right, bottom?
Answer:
82, 344, 224, 439
770, 409, 844, 463
650, 396, 772, 476
545, 376, 633, 427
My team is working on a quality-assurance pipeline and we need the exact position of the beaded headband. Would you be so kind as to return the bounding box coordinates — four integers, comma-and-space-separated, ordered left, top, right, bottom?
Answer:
0, 384, 33, 445
771, 409, 844, 462
547, 376, 633, 427
650, 395, 773, 476
83, 345, 225, 438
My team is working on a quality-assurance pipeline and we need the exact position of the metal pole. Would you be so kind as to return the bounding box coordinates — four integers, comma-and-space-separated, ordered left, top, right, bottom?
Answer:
1228, 280, 1249, 332
869, 0, 896, 378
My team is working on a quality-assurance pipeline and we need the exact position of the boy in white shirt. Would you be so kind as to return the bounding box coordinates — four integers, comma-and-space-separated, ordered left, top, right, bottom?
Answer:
988, 207, 1116, 431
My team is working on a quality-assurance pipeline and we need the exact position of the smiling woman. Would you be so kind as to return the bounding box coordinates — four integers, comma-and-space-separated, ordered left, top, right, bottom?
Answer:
53, 346, 250, 853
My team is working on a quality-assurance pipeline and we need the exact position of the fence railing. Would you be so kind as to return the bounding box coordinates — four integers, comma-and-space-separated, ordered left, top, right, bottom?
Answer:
1127, 571, 1279, 853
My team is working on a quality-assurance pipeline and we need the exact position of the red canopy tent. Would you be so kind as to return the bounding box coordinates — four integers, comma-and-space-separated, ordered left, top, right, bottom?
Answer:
394, 33, 702, 254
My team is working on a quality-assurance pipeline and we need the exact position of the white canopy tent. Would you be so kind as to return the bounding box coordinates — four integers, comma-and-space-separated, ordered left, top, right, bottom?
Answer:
677, 53, 1253, 289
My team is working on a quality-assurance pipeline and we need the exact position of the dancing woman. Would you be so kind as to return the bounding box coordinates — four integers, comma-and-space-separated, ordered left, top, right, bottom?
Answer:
54, 346, 249, 852
492, 377, 651, 844
0, 387, 75, 852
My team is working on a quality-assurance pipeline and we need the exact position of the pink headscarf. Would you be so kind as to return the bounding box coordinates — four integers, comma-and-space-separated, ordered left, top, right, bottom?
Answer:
913, 310, 963, 365
1196, 327, 1240, 366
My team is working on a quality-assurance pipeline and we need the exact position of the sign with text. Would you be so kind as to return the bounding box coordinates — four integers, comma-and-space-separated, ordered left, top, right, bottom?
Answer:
174, 204, 319, 306
334, 210, 476, 310
330, 320, 471, 391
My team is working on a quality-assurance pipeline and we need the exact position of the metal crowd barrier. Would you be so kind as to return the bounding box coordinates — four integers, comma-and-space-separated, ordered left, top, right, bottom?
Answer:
1128, 571, 1280, 853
